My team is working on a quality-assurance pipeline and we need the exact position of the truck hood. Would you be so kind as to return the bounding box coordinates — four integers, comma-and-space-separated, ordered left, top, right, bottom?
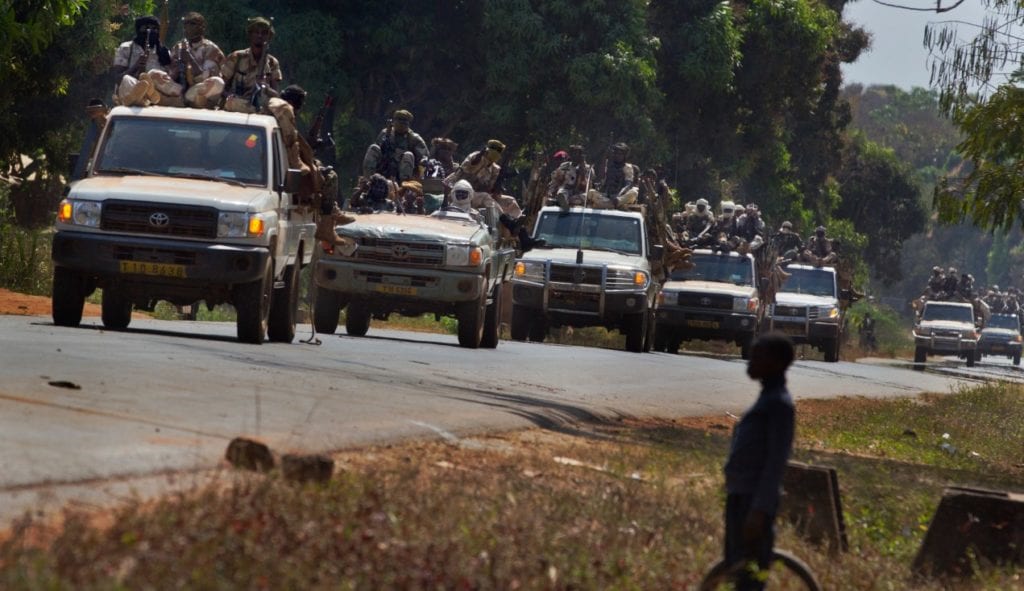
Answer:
522, 247, 645, 268
339, 212, 487, 243
919, 320, 974, 332
662, 280, 756, 298
774, 292, 837, 307
71, 176, 269, 210
981, 328, 1019, 338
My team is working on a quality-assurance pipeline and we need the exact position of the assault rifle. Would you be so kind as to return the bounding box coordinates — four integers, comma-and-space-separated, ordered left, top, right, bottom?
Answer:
250, 41, 271, 111
307, 87, 337, 168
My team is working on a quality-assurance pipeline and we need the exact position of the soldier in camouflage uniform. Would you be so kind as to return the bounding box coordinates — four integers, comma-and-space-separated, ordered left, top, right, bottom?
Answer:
801, 226, 836, 265
111, 15, 176, 107
424, 137, 458, 179
773, 221, 804, 263
588, 142, 639, 210
683, 198, 716, 246
549, 145, 593, 209
221, 17, 282, 113
361, 109, 428, 182
170, 12, 226, 108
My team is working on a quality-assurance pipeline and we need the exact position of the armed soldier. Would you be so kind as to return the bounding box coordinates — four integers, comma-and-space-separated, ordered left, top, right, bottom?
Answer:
361, 109, 428, 183
682, 198, 716, 247
734, 203, 766, 253
111, 15, 176, 107
424, 137, 458, 179
800, 225, 837, 266
773, 221, 804, 263
221, 17, 282, 113
549, 145, 592, 209
926, 266, 945, 299
170, 12, 226, 108
587, 142, 639, 210
942, 266, 959, 299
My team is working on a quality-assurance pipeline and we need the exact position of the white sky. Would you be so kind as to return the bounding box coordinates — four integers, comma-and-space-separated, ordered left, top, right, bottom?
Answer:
841, 0, 991, 89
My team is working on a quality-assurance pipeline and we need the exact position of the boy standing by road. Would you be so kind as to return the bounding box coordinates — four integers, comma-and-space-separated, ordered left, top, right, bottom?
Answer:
723, 333, 796, 589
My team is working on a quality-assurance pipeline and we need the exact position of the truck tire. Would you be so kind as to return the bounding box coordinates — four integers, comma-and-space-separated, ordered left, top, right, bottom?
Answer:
510, 304, 531, 342
1014, 353, 1021, 366
624, 312, 647, 353
740, 337, 753, 360
966, 352, 976, 367
823, 339, 840, 363
480, 286, 502, 349
313, 285, 342, 334
457, 298, 485, 349
642, 310, 656, 353
667, 332, 683, 355
528, 317, 547, 343
268, 262, 300, 343
101, 288, 133, 330
235, 261, 273, 344
345, 302, 371, 337
52, 267, 85, 327
913, 346, 926, 364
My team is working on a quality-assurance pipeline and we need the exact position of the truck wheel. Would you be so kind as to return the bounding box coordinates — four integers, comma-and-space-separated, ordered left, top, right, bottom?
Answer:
1014, 353, 1021, 366
624, 312, 647, 353
101, 288, 133, 330
913, 346, 927, 364
235, 261, 273, 344
642, 311, 656, 353
823, 339, 840, 363
510, 304, 531, 341
268, 262, 300, 343
966, 352, 976, 367
653, 327, 668, 352
52, 267, 85, 327
457, 298, 485, 349
313, 285, 342, 334
345, 302, 371, 337
480, 286, 502, 349
668, 333, 683, 355
528, 317, 547, 343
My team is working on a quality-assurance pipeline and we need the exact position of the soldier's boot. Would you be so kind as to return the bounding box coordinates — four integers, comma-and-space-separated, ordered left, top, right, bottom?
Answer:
315, 204, 358, 251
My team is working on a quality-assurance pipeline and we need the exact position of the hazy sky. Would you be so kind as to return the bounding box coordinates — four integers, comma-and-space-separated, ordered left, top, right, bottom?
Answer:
841, 0, 991, 90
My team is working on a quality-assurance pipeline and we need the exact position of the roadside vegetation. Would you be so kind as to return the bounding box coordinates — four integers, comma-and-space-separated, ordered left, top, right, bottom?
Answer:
2, 383, 1022, 589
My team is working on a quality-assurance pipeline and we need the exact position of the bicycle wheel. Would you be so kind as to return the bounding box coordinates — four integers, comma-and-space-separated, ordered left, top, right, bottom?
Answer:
698, 548, 821, 591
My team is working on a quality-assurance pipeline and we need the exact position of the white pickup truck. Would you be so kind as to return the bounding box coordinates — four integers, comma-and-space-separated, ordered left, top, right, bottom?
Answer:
913, 300, 979, 367
52, 106, 314, 343
510, 206, 660, 352
768, 264, 843, 362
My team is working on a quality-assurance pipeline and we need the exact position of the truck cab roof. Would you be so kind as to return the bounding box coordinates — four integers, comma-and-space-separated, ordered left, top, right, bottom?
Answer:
106, 105, 279, 128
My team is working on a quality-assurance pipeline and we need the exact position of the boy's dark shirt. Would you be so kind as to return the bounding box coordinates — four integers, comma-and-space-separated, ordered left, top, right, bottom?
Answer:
724, 375, 795, 514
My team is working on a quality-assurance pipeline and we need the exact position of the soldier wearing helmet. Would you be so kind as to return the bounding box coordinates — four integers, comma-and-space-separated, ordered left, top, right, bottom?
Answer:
927, 266, 946, 298
773, 221, 804, 262
735, 203, 766, 252
587, 142, 639, 210
801, 225, 837, 266
361, 109, 428, 183
221, 17, 282, 113
942, 267, 959, 298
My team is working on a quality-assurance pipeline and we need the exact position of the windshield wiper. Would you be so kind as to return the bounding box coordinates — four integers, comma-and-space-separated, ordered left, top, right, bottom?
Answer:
585, 245, 636, 255
97, 167, 168, 177
171, 172, 249, 188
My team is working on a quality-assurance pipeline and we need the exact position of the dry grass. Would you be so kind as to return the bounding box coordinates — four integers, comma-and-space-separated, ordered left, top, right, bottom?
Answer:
3, 386, 1024, 590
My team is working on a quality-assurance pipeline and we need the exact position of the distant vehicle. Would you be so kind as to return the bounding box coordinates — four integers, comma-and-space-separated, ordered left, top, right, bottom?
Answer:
976, 313, 1022, 366
913, 301, 979, 367
768, 264, 843, 362
655, 248, 760, 358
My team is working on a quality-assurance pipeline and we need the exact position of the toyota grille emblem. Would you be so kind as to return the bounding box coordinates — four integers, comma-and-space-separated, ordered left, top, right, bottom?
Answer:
572, 267, 587, 284
700, 297, 712, 306
149, 212, 170, 228
392, 244, 410, 259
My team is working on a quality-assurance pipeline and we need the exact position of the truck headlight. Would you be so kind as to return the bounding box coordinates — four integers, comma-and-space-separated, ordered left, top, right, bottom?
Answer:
733, 297, 757, 312
657, 290, 676, 306
608, 268, 649, 289
218, 212, 265, 238
447, 244, 482, 266
514, 260, 545, 282
965, 330, 978, 340
820, 305, 839, 319
58, 199, 102, 227
916, 327, 932, 337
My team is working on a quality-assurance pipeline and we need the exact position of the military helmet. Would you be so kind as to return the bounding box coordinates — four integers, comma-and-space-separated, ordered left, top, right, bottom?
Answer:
932, 266, 942, 274
393, 109, 413, 123
246, 16, 274, 35
781, 221, 793, 230
612, 142, 629, 153
948, 266, 957, 275
486, 139, 506, 152
815, 225, 826, 233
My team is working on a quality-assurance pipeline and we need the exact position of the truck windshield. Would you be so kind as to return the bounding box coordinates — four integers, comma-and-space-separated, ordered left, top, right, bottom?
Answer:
922, 304, 974, 323
987, 314, 1020, 330
534, 212, 642, 255
670, 253, 753, 285
94, 118, 267, 186
779, 267, 836, 297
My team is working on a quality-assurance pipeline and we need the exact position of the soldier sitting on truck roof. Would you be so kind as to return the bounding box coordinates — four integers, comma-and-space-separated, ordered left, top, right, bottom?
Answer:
682, 198, 716, 247
734, 203, 766, 253
362, 109, 428, 183
170, 12, 226, 109
549, 145, 592, 209
773, 221, 804, 263
587, 142, 639, 210
221, 17, 282, 113
800, 225, 837, 266
111, 15, 177, 107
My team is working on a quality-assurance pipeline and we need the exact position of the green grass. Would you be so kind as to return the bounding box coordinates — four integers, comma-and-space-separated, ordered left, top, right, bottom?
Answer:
3, 384, 1024, 589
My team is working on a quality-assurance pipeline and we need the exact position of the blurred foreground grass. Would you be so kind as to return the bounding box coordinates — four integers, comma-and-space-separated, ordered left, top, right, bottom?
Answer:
2, 383, 1023, 589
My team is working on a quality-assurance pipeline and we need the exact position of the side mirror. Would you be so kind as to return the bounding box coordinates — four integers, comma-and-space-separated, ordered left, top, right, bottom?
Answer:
649, 244, 664, 261
279, 168, 302, 193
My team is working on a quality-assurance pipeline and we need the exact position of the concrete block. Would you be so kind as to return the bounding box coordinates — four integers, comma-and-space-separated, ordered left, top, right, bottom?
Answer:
225, 437, 275, 472
282, 453, 334, 484
913, 486, 1024, 577
781, 461, 848, 554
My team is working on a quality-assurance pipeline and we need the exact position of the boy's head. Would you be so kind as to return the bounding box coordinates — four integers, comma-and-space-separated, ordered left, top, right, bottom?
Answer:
746, 333, 795, 380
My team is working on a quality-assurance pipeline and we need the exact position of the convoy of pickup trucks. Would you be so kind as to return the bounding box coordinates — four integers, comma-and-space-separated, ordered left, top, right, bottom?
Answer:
55, 104, 1004, 368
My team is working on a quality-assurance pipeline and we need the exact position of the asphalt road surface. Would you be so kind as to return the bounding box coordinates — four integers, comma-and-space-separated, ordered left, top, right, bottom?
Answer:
0, 315, 999, 522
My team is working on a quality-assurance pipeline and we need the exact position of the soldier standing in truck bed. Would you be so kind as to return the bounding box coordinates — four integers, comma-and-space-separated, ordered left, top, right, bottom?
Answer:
221, 17, 282, 113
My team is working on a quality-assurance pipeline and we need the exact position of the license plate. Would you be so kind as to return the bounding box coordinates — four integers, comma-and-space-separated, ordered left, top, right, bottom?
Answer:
687, 319, 719, 329
119, 260, 186, 278
990, 345, 1004, 352
780, 324, 805, 335
375, 284, 417, 296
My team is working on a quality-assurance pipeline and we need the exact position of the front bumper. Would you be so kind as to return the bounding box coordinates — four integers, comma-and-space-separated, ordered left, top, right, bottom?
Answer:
315, 258, 485, 307
977, 339, 1022, 356
769, 318, 840, 343
656, 306, 758, 339
914, 334, 977, 353
51, 230, 269, 284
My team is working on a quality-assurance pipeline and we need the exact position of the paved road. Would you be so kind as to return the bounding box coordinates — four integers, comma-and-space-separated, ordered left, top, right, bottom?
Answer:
0, 315, 988, 522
